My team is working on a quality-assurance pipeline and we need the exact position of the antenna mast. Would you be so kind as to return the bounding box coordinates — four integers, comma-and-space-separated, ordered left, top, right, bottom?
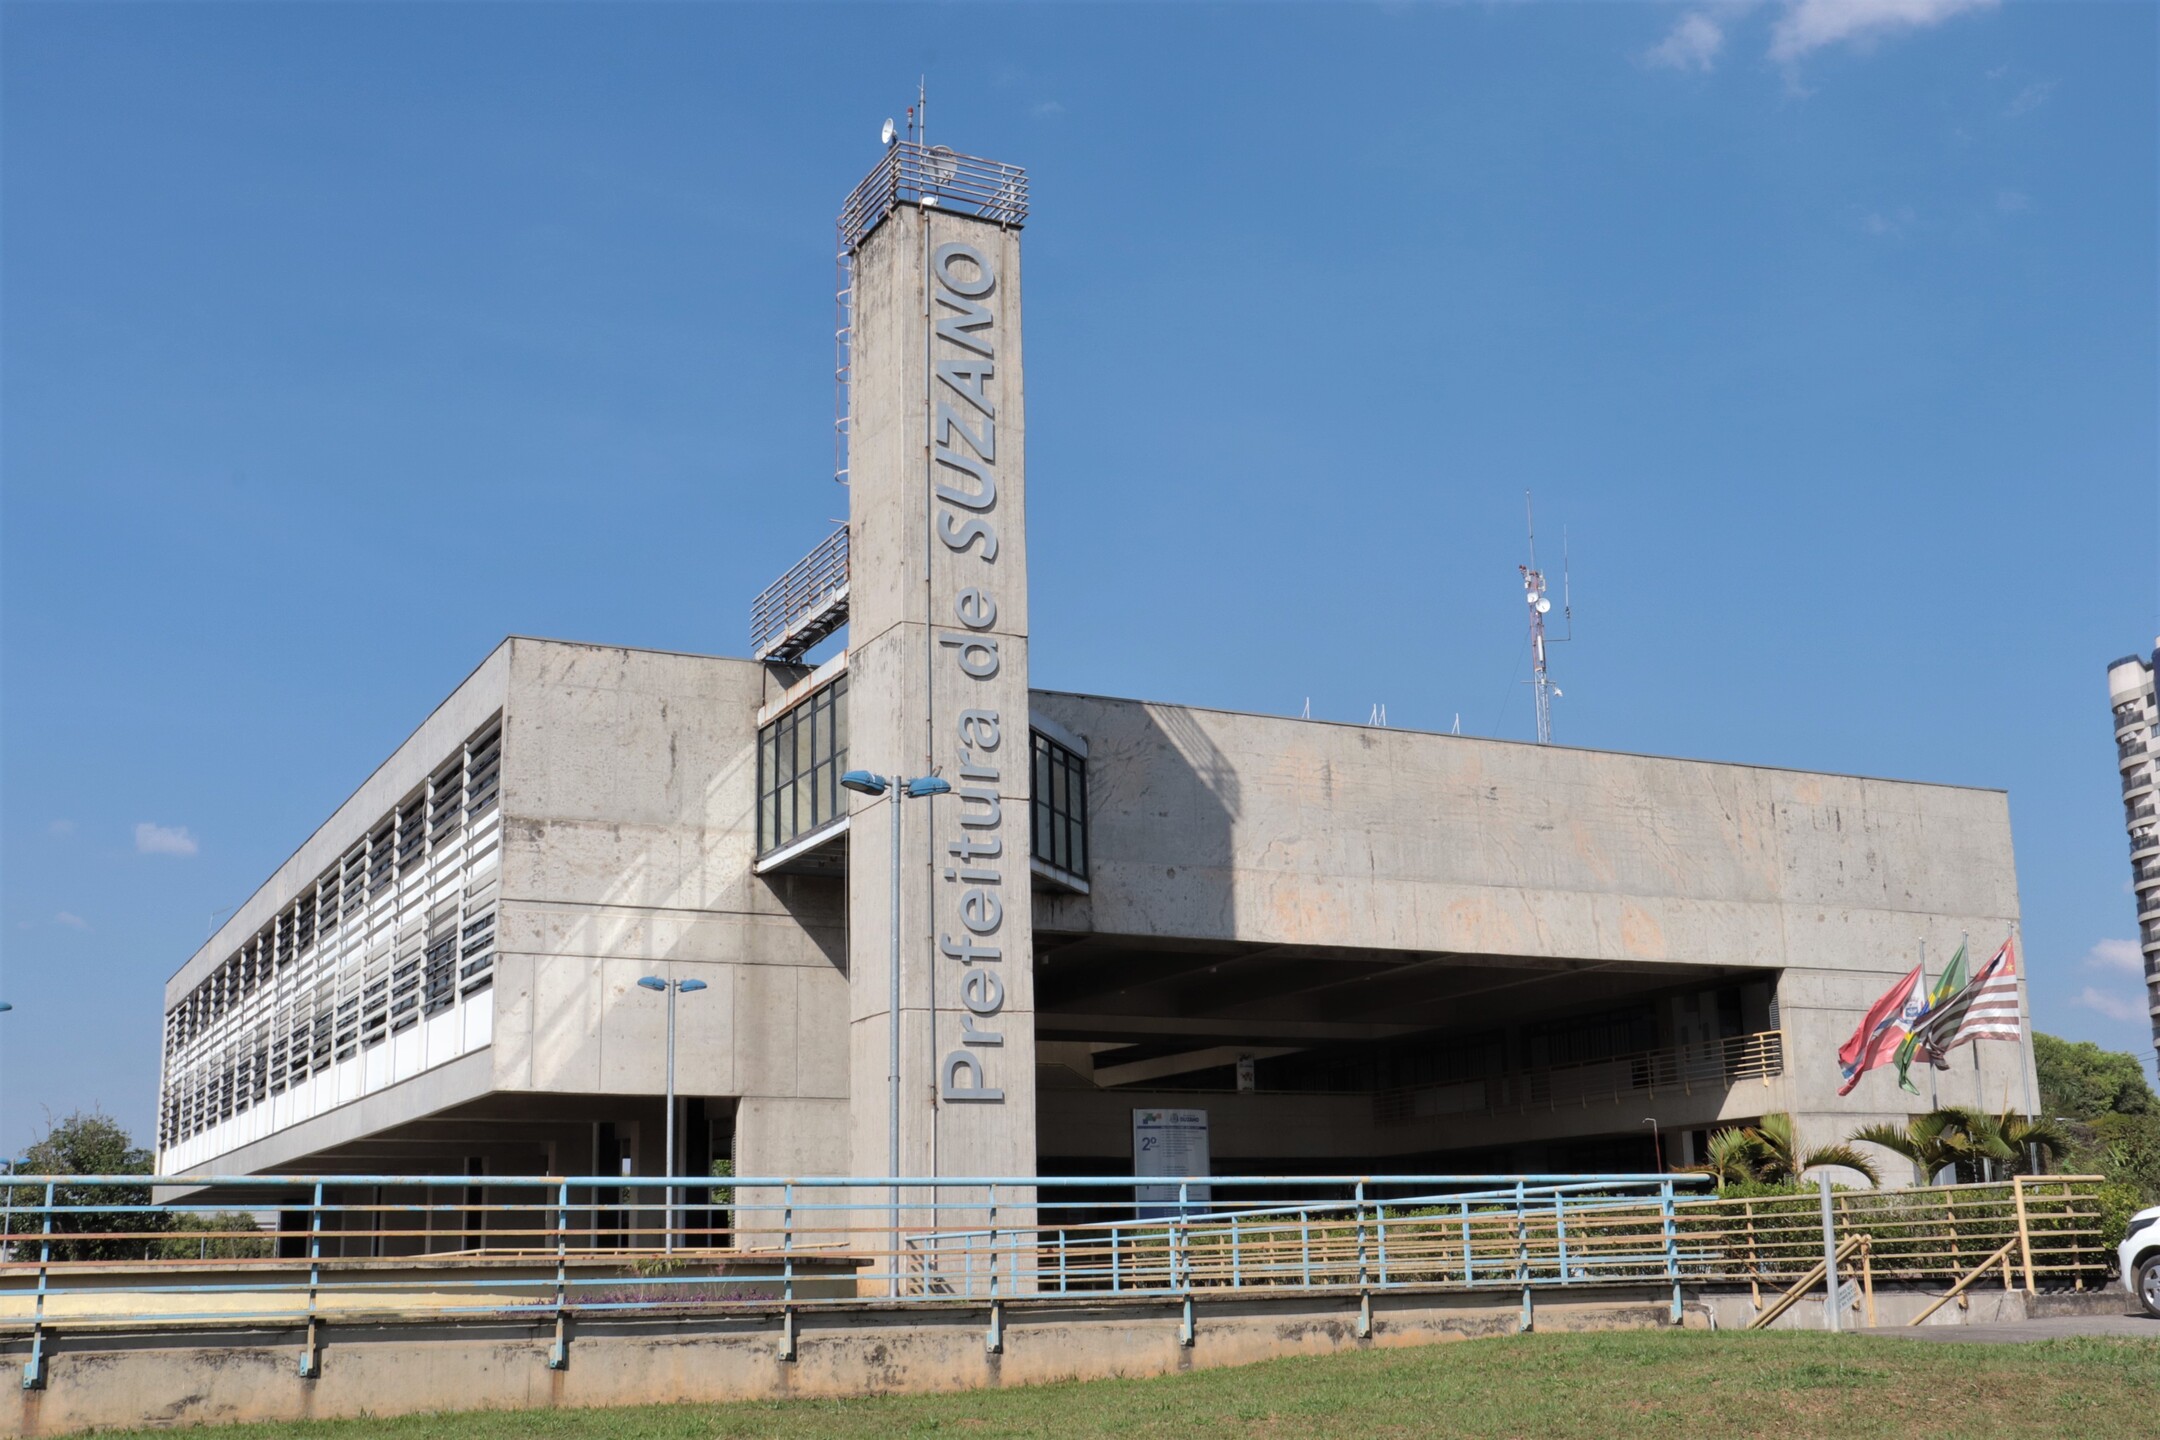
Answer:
1519, 492, 1565, 745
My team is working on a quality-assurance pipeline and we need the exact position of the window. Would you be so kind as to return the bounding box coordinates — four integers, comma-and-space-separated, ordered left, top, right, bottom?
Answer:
1031, 729, 1088, 880
756, 677, 848, 855
159, 713, 503, 1154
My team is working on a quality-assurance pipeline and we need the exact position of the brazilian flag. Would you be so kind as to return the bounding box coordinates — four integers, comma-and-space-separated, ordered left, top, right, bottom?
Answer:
1894, 941, 1967, 1094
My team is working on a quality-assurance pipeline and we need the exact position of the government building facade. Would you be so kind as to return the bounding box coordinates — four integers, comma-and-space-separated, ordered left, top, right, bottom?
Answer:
156, 142, 2038, 1208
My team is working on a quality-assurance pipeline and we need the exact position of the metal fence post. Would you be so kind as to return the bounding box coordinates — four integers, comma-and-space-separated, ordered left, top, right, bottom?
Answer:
1817, 1171, 1841, 1333
1554, 1190, 1569, 1281
298, 1181, 324, 1378
1515, 1180, 1532, 1333
1176, 1180, 1193, 1347
986, 1183, 1003, 1354
22, 1181, 54, 1390
780, 1180, 797, 1362
548, 1179, 570, 1370
2011, 1176, 2036, 1296
1661, 1179, 1682, 1324
1355, 1180, 1371, 1339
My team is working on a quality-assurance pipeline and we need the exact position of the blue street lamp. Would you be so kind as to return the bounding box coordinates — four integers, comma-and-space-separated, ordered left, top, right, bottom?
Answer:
637, 975, 708, 1251
840, 768, 950, 1285
838, 771, 951, 1180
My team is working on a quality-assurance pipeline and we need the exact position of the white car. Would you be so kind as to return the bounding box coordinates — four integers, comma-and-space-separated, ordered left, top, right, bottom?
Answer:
2123, 1205, 2160, 1318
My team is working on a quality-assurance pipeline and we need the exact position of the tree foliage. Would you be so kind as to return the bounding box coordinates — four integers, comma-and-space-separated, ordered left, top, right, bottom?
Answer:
1848, 1107, 2068, 1185
2034, 1032, 2154, 1120
1683, 1111, 1880, 1190
4, 1109, 265, 1261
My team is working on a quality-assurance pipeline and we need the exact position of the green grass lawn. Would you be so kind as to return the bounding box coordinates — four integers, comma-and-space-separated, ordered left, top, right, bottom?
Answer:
98, 1330, 2160, 1440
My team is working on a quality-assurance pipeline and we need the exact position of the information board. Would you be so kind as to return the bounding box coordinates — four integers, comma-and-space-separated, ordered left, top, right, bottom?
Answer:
1132, 1107, 1210, 1219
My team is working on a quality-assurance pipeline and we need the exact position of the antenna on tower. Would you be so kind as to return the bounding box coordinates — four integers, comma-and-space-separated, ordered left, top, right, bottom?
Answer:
1519, 491, 1568, 745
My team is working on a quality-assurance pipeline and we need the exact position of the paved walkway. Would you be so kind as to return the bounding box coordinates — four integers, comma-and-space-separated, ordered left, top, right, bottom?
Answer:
1861, 1312, 2159, 1343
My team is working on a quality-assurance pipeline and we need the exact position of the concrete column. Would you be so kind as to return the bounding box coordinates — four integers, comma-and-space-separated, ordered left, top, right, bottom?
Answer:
845, 199, 1037, 1202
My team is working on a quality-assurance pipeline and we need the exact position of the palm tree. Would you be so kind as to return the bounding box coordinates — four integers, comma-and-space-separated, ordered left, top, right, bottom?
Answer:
1749, 1111, 1882, 1185
1683, 1112, 1880, 1189
1992, 1110, 2070, 1172
1692, 1126, 1771, 1188
1847, 1107, 2066, 1184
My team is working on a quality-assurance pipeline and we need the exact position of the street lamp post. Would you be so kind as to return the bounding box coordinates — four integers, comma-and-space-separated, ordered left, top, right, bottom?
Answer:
839, 768, 950, 1288
636, 975, 708, 1252
1642, 1117, 1663, 1171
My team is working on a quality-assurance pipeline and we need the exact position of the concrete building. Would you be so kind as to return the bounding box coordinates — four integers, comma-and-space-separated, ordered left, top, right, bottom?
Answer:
2108, 642, 2160, 1062
156, 141, 2039, 1211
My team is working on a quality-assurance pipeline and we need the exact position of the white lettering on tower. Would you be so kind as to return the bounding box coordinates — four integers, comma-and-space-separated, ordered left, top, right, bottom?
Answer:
933, 240, 1007, 1105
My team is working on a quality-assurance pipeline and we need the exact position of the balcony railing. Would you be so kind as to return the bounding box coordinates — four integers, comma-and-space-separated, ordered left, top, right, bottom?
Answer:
2125, 765, 2153, 796
750, 526, 850, 664
1374, 1030, 1784, 1125
2121, 733, 2152, 762
838, 140, 1028, 252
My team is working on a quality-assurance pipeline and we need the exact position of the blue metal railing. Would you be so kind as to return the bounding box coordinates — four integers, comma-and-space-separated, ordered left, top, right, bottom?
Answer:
0, 1170, 1709, 1370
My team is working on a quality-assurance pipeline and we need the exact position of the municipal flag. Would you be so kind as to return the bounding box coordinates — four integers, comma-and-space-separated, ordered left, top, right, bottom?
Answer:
1838, 965, 1927, 1096
1916, 938, 2024, 1055
1893, 939, 1967, 1094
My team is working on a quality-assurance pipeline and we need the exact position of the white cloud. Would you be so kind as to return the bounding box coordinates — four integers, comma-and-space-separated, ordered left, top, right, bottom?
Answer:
135, 822, 199, 857
1995, 188, 2030, 213
52, 912, 89, 931
2084, 938, 2146, 976
2005, 79, 2056, 118
2073, 986, 2148, 1024
1861, 205, 1916, 237
1984, 63, 2008, 80
1647, 12, 1726, 71
47, 819, 74, 837
1770, 0, 1998, 63
1031, 100, 1066, 120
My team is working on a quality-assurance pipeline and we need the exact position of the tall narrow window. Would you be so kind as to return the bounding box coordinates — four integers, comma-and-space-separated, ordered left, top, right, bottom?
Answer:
755, 676, 849, 855
1030, 729, 1088, 881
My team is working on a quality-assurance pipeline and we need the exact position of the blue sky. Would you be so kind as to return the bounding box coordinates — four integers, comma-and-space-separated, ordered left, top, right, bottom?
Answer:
2, 1, 2154, 1156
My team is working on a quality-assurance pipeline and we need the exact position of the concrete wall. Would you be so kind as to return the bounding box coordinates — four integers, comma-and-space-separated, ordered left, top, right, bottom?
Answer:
492, 638, 852, 1179
0, 1287, 1683, 1437
1027, 692, 2034, 1152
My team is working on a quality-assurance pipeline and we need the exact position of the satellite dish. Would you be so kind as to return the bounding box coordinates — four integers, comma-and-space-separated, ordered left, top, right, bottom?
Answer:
1527, 591, 1543, 607
1536, 598, 1552, 614
881, 118, 897, 146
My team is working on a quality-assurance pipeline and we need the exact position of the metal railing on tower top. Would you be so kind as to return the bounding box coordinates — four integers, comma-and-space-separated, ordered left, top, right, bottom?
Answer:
838, 141, 1028, 253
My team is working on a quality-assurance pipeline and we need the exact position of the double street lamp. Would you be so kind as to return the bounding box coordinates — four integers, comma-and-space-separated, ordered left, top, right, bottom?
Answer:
839, 770, 951, 1182
840, 768, 950, 1288
636, 975, 708, 1252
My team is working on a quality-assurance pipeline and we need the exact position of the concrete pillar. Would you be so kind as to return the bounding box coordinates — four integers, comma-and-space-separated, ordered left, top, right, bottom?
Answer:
845, 195, 1037, 1203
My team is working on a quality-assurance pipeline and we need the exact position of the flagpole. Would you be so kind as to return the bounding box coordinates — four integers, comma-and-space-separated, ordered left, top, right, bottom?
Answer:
1965, 931, 1986, 1115
1922, 938, 1938, 1111
2010, 926, 2042, 1172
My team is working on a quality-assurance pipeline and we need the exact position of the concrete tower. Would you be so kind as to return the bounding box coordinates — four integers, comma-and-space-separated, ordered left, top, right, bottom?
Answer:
841, 145, 1037, 1183
2110, 643, 2160, 1064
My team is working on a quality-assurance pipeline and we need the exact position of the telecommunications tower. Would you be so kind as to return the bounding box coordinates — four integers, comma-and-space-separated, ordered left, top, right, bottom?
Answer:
1519, 493, 1570, 745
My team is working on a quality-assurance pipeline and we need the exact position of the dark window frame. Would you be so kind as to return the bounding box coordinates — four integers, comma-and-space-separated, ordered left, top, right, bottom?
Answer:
1030, 729, 1088, 881
755, 676, 850, 857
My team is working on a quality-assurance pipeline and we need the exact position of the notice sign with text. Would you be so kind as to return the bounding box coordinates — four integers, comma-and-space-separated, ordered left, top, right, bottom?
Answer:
1133, 1108, 1210, 1219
